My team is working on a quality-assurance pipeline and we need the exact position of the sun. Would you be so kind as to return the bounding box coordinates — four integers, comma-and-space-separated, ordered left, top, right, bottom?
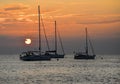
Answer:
25, 38, 32, 45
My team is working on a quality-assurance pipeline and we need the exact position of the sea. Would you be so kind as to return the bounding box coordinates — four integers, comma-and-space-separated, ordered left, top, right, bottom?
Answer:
0, 54, 120, 84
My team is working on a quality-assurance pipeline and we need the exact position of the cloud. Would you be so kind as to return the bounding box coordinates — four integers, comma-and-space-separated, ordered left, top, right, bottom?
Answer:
4, 4, 29, 11
78, 14, 120, 24
42, 9, 61, 14
0, 12, 7, 15
54, 13, 120, 24
0, 17, 33, 24
0, 3, 32, 24
77, 19, 120, 24
4, 18, 32, 23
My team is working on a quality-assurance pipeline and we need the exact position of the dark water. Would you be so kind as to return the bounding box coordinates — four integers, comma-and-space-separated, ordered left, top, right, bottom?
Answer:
0, 55, 120, 84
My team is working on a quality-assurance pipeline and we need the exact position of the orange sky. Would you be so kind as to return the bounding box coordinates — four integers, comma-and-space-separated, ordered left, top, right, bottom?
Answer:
0, 0, 120, 54
0, 0, 120, 39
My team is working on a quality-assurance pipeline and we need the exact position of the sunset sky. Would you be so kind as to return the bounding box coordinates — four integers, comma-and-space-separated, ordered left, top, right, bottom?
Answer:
0, 0, 120, 54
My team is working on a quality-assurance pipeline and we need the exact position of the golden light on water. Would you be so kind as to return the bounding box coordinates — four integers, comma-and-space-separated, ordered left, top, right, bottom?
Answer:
25, 38, 32, 45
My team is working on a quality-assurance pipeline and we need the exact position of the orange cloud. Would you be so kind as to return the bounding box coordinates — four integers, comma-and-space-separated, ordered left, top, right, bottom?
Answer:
4, 3, 29, 11
0, 1, 120, 40
0, 3, 36, 26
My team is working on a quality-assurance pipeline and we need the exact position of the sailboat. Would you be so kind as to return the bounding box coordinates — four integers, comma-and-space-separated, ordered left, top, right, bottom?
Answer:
20, 5, 51, 61
45, 21, 65, 58
74, 28, 96, 59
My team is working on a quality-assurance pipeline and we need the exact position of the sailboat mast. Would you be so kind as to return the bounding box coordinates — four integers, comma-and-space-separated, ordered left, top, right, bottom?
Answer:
89, 39, 95, 55
55, 21, 57, 54
38, 5, 41, 55
58, 31, 65, 55
85, 28, 88, 55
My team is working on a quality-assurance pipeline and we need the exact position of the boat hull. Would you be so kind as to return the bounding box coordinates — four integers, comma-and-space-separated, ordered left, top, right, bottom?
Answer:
20, 55, 51, 61
74, 54, 95, 59
50, 54, 64, 58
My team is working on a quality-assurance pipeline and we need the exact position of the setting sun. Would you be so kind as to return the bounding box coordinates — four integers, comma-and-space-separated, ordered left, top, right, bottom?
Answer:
25, 38, 31, 45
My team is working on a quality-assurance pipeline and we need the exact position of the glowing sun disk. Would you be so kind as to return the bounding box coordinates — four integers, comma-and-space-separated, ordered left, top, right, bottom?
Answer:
25, 38, 31, 45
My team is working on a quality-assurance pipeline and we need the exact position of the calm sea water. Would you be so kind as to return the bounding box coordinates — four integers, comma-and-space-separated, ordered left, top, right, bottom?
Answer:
0, 55, 120, 84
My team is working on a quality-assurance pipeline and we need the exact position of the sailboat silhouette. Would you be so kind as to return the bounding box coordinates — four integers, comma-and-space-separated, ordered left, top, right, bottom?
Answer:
45, 21, 65, 58
74, 28, 96, 59
20, 5, 51, 61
